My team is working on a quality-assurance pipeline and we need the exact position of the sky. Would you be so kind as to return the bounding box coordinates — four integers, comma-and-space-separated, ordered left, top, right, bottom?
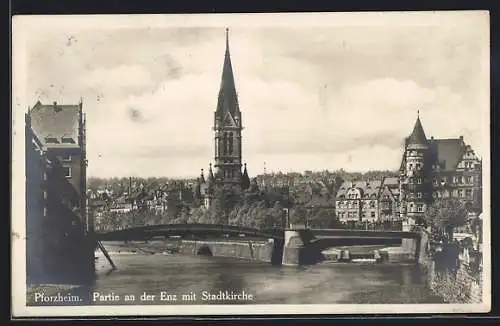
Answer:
13, 12, 490, 178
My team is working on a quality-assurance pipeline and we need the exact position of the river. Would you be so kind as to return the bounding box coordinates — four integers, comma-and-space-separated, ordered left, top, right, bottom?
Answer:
87, 241, 444, 305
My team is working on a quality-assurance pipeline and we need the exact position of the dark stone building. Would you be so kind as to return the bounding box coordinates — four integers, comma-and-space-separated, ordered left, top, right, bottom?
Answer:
399, 113, 482, 227
25, 100, 93, 285
196, 29, 251, 208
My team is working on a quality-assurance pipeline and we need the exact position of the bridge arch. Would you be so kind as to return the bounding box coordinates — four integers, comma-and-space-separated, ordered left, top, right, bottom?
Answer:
197, 245, 213, 257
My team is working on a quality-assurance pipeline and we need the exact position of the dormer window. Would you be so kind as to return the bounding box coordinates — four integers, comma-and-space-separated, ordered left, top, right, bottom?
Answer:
45, 137, 59, 144
61, 137, 75, 144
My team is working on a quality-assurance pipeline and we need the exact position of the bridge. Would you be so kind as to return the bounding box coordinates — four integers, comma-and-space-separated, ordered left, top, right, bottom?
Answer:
95, 223, 283, 242
94, 223, 423, 266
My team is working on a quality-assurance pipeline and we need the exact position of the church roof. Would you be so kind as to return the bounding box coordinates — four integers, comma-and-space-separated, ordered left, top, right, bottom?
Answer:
216, 28, 239, 117
407, 115, 427, 146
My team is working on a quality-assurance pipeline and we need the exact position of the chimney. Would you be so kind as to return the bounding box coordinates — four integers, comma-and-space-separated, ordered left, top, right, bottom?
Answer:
430, 136, 434, 140
459, 135, 464, 141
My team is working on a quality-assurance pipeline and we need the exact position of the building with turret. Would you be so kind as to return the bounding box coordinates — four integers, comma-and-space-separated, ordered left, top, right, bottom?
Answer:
399, 112, 482, 228
196, 29, 251, 208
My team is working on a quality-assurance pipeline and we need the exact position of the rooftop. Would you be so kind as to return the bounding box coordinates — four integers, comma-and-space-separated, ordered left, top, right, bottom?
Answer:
28, 100, 82, 148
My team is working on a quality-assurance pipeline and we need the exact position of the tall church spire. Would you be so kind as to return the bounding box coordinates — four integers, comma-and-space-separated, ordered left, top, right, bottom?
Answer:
216, 28, 239, 116
212, 28, 246, 189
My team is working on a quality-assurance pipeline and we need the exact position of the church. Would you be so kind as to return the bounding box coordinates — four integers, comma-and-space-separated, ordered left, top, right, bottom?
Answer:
195, 29, 251, 208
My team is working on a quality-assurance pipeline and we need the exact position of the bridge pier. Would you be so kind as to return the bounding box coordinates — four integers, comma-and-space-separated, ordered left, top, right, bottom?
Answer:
281, 230, 305, 266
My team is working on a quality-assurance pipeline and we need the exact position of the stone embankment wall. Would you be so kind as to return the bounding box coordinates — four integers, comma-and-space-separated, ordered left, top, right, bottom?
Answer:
180, 239, 279, 263
421, 259, 483, 303
419, 230, 483, 304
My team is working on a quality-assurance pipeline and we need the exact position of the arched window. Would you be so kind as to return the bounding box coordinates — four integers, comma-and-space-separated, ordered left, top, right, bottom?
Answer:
228, 133, 233, 155
223, 132, 228, 155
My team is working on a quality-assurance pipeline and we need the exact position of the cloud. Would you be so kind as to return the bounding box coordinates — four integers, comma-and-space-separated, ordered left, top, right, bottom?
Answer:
17, 20, 488, 178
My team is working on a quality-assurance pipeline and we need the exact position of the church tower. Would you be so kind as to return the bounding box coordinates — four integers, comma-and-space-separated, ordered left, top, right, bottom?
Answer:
400, 112, 430, 228
213, 28, 246, 187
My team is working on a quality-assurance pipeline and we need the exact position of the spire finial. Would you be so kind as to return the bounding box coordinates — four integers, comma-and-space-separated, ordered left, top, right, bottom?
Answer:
417, 109, 420, 117
225, 27, 229, 50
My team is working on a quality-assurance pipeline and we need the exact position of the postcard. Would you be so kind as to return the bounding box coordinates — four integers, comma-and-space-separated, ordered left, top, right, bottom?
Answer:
11, 11, 491, 317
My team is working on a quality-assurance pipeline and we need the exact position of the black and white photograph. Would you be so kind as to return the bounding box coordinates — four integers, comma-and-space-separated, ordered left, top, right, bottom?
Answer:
11, 11, 490, 316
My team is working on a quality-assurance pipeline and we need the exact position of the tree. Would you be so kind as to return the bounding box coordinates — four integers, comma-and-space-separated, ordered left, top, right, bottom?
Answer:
290, 206, 307, 225
425, 198, 468, 241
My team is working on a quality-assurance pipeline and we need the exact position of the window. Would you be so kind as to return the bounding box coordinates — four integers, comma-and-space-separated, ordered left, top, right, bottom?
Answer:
466, 189, 473, 198
433, 179, 438, 186
458, 189, 464, 198
416, 163, 421, 170
467, 176, 473, 184
441, 177, 447, 184
228, 133, 233, 155
45, 137, 59, 144
417, 192, 422, 199
222, 132, 228, 155
62, 167, 71, 178
371, 211, 376, 218
43, 207, 47, 217
61, 153, 71, 162
417, 178, 422, 184
453, 176, 459, 183
417, 204, 424, 212
408, 164, 413, 170
409, 203, 414, 212
369, 201, 375, 208
61, 137, 75, 144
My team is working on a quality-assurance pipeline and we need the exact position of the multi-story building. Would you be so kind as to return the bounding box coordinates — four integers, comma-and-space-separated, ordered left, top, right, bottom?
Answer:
335, 180, 382, 223
399, 114, 482, 227
335, 177, 401, 224
197, 29, 251, 208
28, 100, 89, 232
377, 177, 401, 221
25, 102, 92, 284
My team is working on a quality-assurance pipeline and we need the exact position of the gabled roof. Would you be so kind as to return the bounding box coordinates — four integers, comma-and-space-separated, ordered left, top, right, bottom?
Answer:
222, 111, 238, 127
382, 177, 399, 187
216, 28, 240, 117
28, 101, 81, 148
336, 180, 382, 199
428, 138, 466, 171
407, 116, 428, 146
